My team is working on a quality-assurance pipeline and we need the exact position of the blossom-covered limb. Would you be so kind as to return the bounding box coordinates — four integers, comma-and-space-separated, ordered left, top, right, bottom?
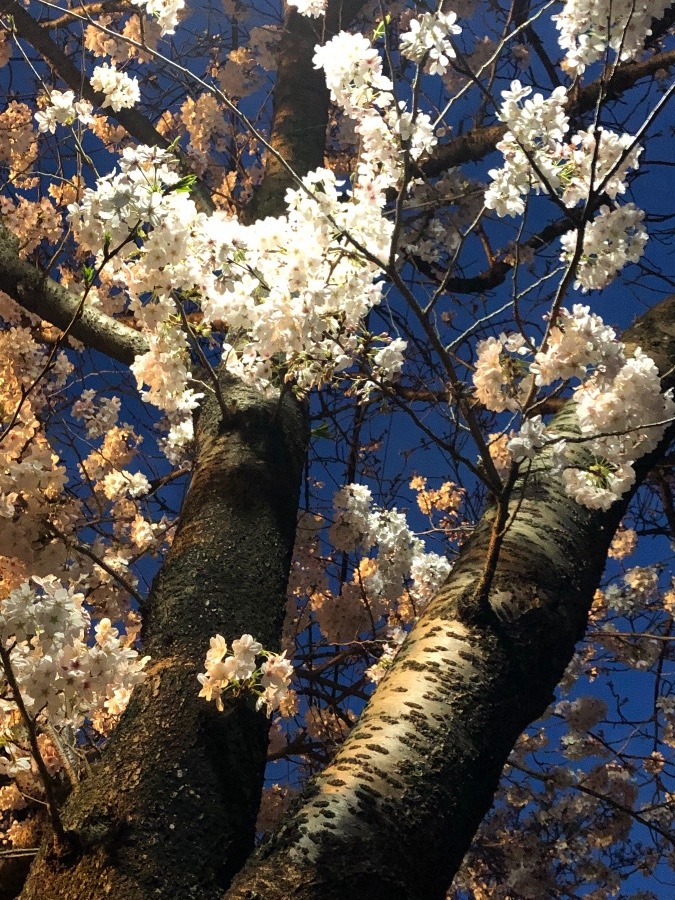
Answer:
423, 45, 675, 180
0, 221, 148, 364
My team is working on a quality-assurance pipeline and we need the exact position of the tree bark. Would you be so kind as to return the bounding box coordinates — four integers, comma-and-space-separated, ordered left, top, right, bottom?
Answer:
224, 297, 675, 900
0, 222, 148, 365
16, 2, 333, 896
18, 375, 307, 900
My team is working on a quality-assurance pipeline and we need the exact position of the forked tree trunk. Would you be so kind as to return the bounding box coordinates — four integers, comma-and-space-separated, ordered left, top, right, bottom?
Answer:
224, 298, 675, 900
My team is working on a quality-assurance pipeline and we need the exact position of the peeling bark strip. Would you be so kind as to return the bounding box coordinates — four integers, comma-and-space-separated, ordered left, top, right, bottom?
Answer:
225, 298, 675, 900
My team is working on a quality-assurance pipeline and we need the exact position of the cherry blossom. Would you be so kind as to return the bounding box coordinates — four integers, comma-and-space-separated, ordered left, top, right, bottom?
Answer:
130, 0, 185, 35
197, 635, 292, 715
35, 91, 93, 134
399, 11, 462, 76
91, 63, 141, 112
553, 0, 673, 73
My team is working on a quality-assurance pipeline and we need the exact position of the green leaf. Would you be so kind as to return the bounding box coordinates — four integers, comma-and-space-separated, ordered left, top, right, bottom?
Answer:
311, 423, 333, 440
372, 15, 390, 41
82, 264, 95, 287
169, 175, 197, 195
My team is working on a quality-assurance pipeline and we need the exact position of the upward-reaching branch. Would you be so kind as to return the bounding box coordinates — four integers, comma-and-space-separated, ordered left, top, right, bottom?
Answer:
225, 297, 675, 900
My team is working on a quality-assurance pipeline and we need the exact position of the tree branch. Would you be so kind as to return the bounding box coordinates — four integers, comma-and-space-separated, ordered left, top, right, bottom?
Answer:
423, 46, 675, 179
0, 0, 215, 213
0, 222, 148, 364
224, 295, 675, 900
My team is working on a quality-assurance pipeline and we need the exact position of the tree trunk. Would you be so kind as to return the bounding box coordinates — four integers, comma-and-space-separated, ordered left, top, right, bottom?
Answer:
224, 298, 675, 900
17, 3, 339, 895
19, 377, 307, 899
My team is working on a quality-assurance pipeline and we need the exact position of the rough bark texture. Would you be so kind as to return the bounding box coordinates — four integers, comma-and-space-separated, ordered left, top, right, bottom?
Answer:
244, 9, 329, 222
224, 297, 675, 900
19, 377, 308, 900
15, 3, 331, 897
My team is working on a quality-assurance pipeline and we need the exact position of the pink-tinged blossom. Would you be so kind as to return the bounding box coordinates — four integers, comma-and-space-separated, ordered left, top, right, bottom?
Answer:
198, 637, 292, 716
531, 304, 623, 386
231, 634, 263, 680
365, 628, 406, 685
560, 128, 642, 207
473, 335, 530, 413
562, 462, 635, 511
329, 484, 451, 612
100, 470, 150, 501
573, 349, 675, 466
371, 337, 407, 383
399, 11, 462, 76
0, 578, 148, 727
313, 32, 393, 118
468, 306, 672, 511
72, 390, 121, 439
257, 652, 294, 715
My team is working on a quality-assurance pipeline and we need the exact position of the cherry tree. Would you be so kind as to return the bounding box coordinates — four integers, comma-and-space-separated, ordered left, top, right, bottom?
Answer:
0, 1, 674, 898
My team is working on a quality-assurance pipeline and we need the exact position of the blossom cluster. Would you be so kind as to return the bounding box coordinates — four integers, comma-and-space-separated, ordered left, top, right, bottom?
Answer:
602, 565, 660, 614
560, 203, 648, 292
67, 146, 203, 457
330, 483, 451, 611
91, 63, 140, 112
67, 144, 186, 252
130, 0, 185, 35
399, 11, 462, 76
473, 305, 675, 509
72, 388, 121, 438
364, 626, 406, 685
485, 82, 646, 290
197, 634, 293, 716
0, 577, 149, 755
35, 90, 93, 134
69, 141, 396, 456
553, 0, 673, 74
313, 26, 443, 198
284, 484, 454, 651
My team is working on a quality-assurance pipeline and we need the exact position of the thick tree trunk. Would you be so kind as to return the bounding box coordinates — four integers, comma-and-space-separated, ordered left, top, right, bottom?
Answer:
19, 377, 307, 899
224, 298, 675, 900
16, 3, 339, 896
